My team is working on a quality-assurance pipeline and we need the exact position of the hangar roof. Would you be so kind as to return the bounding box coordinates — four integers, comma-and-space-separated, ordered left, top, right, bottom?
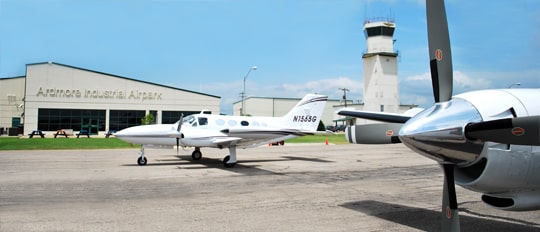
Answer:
26, 62, 220, 99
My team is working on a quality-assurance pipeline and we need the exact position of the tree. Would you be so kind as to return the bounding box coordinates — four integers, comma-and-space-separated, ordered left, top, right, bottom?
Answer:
141, 114, 155, 125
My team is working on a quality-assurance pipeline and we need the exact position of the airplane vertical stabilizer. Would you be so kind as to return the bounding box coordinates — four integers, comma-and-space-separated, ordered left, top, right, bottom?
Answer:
279, 94, 328, 132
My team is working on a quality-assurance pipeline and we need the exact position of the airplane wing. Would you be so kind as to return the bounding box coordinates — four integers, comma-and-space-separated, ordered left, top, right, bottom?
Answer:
212, 137, 243, 146
338, 109, 411, 123
220, 127, 316, 148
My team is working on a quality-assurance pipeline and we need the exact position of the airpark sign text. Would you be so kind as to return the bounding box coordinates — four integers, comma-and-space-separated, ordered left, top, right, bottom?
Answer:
36, 87, 162, 101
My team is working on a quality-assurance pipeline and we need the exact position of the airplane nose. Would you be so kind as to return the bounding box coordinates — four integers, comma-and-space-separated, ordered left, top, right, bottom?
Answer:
399, 99, 484, 165
113, 128, 128, 137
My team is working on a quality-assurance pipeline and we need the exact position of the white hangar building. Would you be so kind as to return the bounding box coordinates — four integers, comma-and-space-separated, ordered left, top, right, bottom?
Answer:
0, 62, 220, 136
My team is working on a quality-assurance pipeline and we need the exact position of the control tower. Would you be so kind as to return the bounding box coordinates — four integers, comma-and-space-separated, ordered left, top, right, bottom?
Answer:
362, 18, 399, 114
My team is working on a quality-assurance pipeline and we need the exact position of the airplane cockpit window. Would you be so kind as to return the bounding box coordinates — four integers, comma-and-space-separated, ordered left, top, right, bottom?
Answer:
252, 121, 260, 127
198, 117, 208, 126
183, 115, 196, 126
241, 121, 249, 126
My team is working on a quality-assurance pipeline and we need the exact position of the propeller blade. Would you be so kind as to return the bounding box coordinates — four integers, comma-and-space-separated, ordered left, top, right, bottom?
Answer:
465, 115, 540, 146
345, 123, 402, 144
427, 0, 453, 103
176, 138, 180, 156
176, 114, 184, 155
441, 164, 460, 231
177, 114, 184, 132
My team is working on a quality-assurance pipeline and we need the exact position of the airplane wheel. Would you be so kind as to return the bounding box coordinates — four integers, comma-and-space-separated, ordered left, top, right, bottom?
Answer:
137, 157, 147, 166
223, 155, 236, 168
192, 150, 202, 160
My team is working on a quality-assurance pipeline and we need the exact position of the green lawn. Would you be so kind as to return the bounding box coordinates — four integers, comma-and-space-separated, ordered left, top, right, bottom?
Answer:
0, 134, 347, 150
0, 137, 135, 150
286, 134, 348, 144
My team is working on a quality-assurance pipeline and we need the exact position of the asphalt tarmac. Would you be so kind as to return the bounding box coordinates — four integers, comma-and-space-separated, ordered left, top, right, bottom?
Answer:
1, 144, 539, 231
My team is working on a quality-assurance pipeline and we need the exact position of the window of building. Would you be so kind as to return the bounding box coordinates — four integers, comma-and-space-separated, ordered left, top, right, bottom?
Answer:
37, 109, 105, 133
109, 110, 145, 131
365, 26, 395, 37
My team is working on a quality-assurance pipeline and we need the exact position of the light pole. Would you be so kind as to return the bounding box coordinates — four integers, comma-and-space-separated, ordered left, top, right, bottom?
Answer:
241, 66, 257, 115
339, 88, 350, 107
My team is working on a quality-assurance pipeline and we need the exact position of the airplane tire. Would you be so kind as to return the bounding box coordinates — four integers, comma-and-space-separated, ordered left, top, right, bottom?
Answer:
223, 156, 236, 168
137, 157, 147, 166
192, 150, 202, 160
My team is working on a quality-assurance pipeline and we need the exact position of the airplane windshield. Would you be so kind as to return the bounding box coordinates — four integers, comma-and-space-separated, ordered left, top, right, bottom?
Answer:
183, 115, 196, 126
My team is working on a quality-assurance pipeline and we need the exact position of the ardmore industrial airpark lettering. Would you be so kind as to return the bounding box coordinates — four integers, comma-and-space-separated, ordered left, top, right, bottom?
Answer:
36, 87, 162, 101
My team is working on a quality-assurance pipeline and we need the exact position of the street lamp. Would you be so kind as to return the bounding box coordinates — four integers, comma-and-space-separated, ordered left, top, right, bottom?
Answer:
241, 66, 257, 115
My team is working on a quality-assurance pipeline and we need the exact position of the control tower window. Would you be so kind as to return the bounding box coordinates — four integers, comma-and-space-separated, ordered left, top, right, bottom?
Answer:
365, 26, 395, 37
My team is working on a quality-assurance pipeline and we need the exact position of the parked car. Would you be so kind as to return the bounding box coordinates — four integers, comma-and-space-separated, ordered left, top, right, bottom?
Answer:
336, 125, 346, 132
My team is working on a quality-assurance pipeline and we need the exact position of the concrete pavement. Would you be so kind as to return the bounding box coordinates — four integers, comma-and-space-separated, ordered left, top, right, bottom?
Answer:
1, 144, 539, 231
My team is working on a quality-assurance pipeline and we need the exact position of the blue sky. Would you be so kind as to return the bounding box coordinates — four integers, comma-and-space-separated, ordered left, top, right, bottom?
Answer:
1, 0, 538, 114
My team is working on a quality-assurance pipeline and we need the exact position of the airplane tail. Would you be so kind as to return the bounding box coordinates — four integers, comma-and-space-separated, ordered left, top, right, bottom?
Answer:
279, 94, 328, 132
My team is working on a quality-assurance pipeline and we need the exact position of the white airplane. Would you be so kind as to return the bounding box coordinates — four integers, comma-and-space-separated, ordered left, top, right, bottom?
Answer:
115, 94, 328, 168
338, 0, 540, 231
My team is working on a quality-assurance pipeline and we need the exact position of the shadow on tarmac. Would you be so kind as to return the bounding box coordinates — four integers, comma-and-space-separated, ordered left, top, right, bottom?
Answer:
341, 200, 540, 231
121, 155, 290, 175
121, 154, 331, 172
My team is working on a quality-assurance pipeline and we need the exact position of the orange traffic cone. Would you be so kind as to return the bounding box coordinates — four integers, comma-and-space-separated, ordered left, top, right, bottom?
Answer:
325, 138, 329, 145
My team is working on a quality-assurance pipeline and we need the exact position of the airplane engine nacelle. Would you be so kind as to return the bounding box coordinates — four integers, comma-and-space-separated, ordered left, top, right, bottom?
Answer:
345, 123, 403, 144
454, 145, 540, 210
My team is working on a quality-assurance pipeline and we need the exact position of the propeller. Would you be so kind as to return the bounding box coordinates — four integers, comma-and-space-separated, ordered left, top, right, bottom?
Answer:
465, 115, 540, 146
176, 114, 184, 155
426, 0, 460, 230
441, 164, 460, 231
427, 0, 453, 103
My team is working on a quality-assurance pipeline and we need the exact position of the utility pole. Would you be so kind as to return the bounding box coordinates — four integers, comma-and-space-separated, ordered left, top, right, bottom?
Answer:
339, 88, 350, 107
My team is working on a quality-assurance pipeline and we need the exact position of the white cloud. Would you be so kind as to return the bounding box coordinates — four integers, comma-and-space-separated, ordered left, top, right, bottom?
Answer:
280, 77, 363, 98
453, 71, 491, 90
399, 69, 540, 108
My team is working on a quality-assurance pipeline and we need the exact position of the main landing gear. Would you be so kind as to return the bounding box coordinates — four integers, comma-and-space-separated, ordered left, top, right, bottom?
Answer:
189, 146, 238, 168
192, 147, 202, 160
223, 146, 237, 168
135, 146, 238, 168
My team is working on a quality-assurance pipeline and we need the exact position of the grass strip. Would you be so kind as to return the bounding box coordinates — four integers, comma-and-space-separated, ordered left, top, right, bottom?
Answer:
0, 134, 347, 150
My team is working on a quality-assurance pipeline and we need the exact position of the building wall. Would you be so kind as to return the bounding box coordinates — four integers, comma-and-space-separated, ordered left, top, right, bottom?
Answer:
363, 54, 399, 113
18, 62, 220, 135
0, 77, 25, 129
